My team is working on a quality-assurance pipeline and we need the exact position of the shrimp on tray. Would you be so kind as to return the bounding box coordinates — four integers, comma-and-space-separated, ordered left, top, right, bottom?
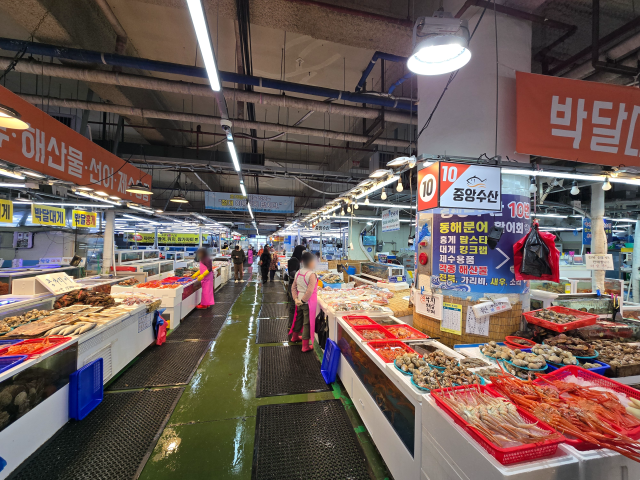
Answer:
491, 375, 640, 462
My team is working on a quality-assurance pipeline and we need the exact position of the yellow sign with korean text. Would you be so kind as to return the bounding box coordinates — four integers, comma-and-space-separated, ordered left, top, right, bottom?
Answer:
0, 199, 13, 223
125, 232, 204, 244
72, 210, 98, 228
31, 204, 65, 226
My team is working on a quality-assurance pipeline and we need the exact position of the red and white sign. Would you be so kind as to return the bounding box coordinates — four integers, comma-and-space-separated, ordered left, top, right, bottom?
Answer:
0, 85, 152, 205
517, 71, 640, 168
417, 161, 439, 211
439, 162, 501, 211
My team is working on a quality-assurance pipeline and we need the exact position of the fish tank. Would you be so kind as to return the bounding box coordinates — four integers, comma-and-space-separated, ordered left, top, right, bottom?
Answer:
160, 261, 174, 274
553, 297, 614, 316
141, 263, 159, 277
530, 280, 570, 294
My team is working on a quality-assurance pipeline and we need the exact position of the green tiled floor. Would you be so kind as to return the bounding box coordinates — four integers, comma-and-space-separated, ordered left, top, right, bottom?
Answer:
138, 281, 391, 480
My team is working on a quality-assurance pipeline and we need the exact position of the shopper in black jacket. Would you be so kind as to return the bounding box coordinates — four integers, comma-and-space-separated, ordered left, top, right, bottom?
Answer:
259, 245, 271, 284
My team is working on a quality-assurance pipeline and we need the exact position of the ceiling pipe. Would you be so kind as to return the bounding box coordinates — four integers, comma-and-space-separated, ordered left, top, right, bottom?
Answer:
355, 51, 408, 93
93, 0, 127, 55
18, 94, 409, 148
0, 37, 415, 112
0, 57, 415, 125
591, 0, 640, 77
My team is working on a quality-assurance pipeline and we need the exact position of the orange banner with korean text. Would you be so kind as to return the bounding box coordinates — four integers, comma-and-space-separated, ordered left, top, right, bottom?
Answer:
516, 71, 640, 168
0, 85, 151, 205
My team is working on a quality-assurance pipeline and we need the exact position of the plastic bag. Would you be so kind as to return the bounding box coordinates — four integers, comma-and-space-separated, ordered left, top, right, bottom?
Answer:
156, 318, 167, 345
513, 224, 559, 282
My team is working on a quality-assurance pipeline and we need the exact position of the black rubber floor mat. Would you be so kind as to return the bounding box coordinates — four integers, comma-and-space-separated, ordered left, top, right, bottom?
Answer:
258, 303, 289, 319
261, 292, 289, 303
256, 346, 330, 397
168, 316, 227, 342
252, 400, 372, 480
108, 341, 211, 390
10, 388, 183, 480
256, 318, 291, 344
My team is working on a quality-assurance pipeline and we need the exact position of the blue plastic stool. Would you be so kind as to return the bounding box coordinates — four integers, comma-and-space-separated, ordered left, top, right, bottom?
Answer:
69, 358, 103, 420
321, 339, 340, 384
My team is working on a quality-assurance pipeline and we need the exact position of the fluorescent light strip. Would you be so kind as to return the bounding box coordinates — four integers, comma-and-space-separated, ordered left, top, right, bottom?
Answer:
240, 183, 246, 196
363, 202, 416, 209
75, 191, 121, 205
0, 168, 25, 180
128, 204, 155, 214
0, 183, 26, 188
186, 0, 221, 92
228, 141, 240, 171
247, 202, 254, 219
501, 168, 640, 186
533, 213, 568, 218
13, 202, 112, 208
606, 218, 638, 223
121, 214, 160, 225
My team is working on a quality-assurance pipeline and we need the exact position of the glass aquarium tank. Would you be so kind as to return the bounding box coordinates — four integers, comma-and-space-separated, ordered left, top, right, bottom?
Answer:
553, 297, 613, 315
160, 261, 174, 274
530, 280, 570, 294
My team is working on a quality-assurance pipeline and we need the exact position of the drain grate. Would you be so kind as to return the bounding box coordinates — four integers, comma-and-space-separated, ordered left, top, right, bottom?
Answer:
261, 292, 289, 304
256, 318, 291, 344
168, 316, 227, 342
256, 346, 330, 397
107, 341, 211, 390
258, 303, 289, 319
10, 388, 184, 480
252, 400, 372, 480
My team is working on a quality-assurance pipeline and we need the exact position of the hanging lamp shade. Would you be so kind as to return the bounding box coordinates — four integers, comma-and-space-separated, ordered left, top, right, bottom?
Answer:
170, 194, 189, 203
126, 182, 153, 195
0, 104, 29, 130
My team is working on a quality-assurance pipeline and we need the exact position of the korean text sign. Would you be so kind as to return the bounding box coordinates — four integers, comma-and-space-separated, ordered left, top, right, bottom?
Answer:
31, 204, 65, 227
439, 163, 501, 211
0, 199, 12, 223
0, 86, 152, 205
516, 71, 640, 168
381, 208, 400, 232
72, 210, 97, 228
204, 192, 294, 213
582, 217, 612, 245
36, 272, 80, 295
431, 194, 531, 294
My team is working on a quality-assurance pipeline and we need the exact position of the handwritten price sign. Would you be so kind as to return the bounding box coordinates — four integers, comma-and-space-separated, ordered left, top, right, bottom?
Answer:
36, 272, 80, 294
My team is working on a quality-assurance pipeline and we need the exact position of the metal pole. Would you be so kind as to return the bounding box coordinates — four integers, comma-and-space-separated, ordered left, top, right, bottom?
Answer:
103, 210, 115, 275
591, 185, 606, 293
633, 216, 640, 301
199, 226, 203, 247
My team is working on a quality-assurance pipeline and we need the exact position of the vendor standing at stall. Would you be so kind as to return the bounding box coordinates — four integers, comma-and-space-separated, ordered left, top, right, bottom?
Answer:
287, 245, 305, 341
290, 251, 318, 352
195, 247, 215, 309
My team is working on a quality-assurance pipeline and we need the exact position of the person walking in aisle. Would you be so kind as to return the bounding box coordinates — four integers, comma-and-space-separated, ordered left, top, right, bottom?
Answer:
287, 245, 305, 341
247, 246, 254, 280
230, 245, 245, 283
194, 247, 215, 309
269, 247, 279, 282
259, 245, 271, 284
289, 252, 318, 352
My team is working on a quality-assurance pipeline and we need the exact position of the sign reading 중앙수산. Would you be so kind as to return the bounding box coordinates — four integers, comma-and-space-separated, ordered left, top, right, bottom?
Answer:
204, 192, 294, 213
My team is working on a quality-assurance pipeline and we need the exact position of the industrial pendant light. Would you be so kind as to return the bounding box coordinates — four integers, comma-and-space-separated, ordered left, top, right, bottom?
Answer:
0, 104, 29, 130
407, 14, 471, 76
602, 177, 612, 191
170, 173, 189, 203
381, 188, 387, 200
570, 181, 580, 195
126, 182, 153, 195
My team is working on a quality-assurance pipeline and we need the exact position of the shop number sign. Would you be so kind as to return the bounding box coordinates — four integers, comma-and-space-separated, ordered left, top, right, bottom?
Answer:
417, 162, 501, 212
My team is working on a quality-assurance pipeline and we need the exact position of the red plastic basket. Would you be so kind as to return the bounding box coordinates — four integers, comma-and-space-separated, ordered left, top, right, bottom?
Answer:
0, 336, 72, 358
342, 315, 379, 327
504, 336, 536, 350
431, 384, 564, 465
535, 365, 640, 441
367, 340, 416, 363
523, 306, 598, 332
351, 325, 397, 342
384, 324, 429, 340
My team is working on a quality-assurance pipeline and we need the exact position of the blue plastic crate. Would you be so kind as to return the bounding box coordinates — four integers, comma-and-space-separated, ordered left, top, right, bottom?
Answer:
69, 358, 103, 421
546, 358, 610, 376
0, 355, 27, 375
321, 338, 340, 384
0, 339, 23, 347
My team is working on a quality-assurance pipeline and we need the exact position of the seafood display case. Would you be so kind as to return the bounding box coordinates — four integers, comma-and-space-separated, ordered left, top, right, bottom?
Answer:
349, 262, 409, 291
113, 259, 175, 283
0, 266, 83, 295
114, 249, 161, 264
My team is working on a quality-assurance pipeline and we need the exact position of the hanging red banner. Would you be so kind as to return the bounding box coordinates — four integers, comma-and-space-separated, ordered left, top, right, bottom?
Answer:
517, 71, 640, 168
0, 85, 151, 205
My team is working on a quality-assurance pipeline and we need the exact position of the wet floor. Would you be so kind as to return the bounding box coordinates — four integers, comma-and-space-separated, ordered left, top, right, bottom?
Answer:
138, 279, 392, 479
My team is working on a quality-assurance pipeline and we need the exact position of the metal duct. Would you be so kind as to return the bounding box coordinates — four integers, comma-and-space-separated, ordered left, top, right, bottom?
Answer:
0, 57, 415, 125
19, 94, 409, 148
0, 37, 415, 112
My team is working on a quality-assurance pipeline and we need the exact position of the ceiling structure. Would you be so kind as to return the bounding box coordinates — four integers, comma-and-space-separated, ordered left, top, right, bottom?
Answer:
0, 0, 639, 234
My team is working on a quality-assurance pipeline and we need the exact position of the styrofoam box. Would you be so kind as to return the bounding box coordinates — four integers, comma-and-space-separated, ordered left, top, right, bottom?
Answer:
421, 395, 579, 480
560, 444, 640, 480
111, 285, 184, 307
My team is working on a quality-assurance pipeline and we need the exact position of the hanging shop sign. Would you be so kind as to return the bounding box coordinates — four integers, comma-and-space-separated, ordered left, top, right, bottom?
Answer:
582, 217, 612, 245
204, 192, 294, 213
124, 232, 204, 244
0, 199, 12, 223
585, 253, 614, 270
71, 210, 97, 228
431, 194, 531, 294
516, 71, 640, 168
315, 220, 331, 232
31, 204, 65, 227
0, 85, 152, 205
381, 208, 400, 232
414, 290, 443, 319
417, 162, 501, 212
